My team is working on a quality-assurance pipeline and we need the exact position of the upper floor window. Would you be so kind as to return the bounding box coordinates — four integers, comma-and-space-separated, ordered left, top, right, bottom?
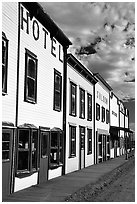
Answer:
106, 109, 110, 124
2, 32, 8, 94
70, 82, 77, 116
87, 93, 92, 121
96, 103, 100, 121
24, 49, 37, 103
53, 69, 62, 111
102, 106, 105, 122
79, 88, 85, 119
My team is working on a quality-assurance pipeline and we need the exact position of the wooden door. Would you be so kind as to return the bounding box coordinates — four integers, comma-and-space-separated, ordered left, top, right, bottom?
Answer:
79, 127, 85, 169
2, 128, 13, 199
39, 129, 50, 184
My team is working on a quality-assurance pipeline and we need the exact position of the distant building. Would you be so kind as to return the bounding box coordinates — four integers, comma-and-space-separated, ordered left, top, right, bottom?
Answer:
93, 73, 112, 164
66, 54, 97, 173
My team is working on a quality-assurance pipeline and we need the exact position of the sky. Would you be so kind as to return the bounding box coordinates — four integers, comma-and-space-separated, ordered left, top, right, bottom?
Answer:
39, 2, 135, 130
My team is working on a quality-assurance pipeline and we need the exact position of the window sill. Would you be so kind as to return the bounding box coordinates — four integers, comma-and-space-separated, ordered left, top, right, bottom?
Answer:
69, 155, 76, 158
2, 92, 8, 96
16, 169, 37, 178
49, 163, 63, 170
24, 99, 37, 104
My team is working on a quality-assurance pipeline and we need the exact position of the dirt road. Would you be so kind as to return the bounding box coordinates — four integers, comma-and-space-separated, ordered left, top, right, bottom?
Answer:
65, 157, 135, 202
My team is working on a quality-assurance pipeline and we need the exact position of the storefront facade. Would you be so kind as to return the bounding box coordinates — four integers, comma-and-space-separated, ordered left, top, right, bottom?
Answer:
2, 2, 18, 198
110, 92, 120, 158
94, 73, 112, 164
66, 54, 97, 173
2, 2, 71, 197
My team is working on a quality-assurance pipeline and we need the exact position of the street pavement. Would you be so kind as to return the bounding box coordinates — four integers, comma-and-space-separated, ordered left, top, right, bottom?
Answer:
3, 155, 128, 202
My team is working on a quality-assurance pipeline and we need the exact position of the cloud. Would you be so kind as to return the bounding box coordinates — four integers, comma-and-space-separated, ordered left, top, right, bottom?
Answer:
40, 2, 135, 101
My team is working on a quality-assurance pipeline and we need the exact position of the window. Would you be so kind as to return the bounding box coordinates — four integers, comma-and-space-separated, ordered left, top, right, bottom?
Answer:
17, 128, 38, 174
87, 129, 92, 154
2, 129, 12, 161
87, 94, 92, 121
2, 32, 8, 94
70, 82, 77, 116
80, 88, 85, 119
54, 69, 62, 111
102, 107, 105, 122
106, 110, 110, 124
69, 126, 76, 157
50, 129, 63, 168
96, 103, 100, 121
41, 131, 49, 158
24, 49, 37, 103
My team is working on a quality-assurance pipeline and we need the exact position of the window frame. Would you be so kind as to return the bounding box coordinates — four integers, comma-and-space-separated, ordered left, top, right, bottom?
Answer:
24, 49, 38, 104
102, 106, 105, 122
87, 128, 92, 155
69, 125, 76, 158
106, 109, 110, 124
2, 32, 9, 95
70, 81, 77, 116
49, 130, 63, 169
79, 88, 85, 119
16, 128, 39, 176
96, 103, 100, 121
53, 69, 62, 111
87, 93, 92, 121
2, 128, 13, 162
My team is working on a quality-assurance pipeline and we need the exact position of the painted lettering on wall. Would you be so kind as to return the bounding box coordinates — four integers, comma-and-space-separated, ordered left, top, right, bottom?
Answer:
112, 111, 117, 117
21, 6, 63, 62
97, 91, 108, 104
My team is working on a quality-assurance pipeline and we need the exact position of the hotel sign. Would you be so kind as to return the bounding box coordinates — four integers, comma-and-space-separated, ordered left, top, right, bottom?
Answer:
20, 6, 63, 62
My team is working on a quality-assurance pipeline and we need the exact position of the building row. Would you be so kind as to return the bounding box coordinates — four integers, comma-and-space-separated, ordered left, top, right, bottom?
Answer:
2, 2, 133, 199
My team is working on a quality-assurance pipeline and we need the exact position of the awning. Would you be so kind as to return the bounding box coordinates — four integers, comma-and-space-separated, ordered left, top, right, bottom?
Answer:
110, 126, 133, 133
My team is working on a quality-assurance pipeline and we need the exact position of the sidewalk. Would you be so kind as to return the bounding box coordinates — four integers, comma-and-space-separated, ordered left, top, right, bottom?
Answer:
3, 155, 128, 202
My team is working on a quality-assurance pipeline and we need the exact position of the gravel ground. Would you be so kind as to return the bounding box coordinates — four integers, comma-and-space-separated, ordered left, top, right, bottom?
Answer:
65, 157, 135, 202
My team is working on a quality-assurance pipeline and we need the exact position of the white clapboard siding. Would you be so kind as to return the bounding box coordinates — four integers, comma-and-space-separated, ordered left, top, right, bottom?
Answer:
2, 2, 18, 125
18, 5, 63, 129
110, 94, 119, 127
95, 82, 110, 132
66, 63, 94, 174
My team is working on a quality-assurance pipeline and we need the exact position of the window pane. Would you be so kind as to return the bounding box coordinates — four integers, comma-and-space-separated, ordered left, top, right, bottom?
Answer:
2, 132, 10, 160
96, 103, 100, 120
70, 83, 76, 116
41, 131, 49, 157
18, 151, 29, 171
55, 92, 60, 108
28, 58, 36, 79
2, 151, 9, 160
70, 126, 76, 157
18, 130, 29, 149
88, 129, 92, 154
25, 50, 37, 102
32, 130, 38, 169
27, 78, 35, 99
88, 94, 92, 120
50, 132, 58, 163
54, 71, 62, 111
2, 40, 6, 65
80, 89, 85, 118
18, 130, 29, 171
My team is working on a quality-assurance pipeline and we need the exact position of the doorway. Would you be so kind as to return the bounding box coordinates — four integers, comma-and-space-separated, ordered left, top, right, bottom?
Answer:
2, 128, 13, 199
39, 128, 50, 184
79, 126, 85, 169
